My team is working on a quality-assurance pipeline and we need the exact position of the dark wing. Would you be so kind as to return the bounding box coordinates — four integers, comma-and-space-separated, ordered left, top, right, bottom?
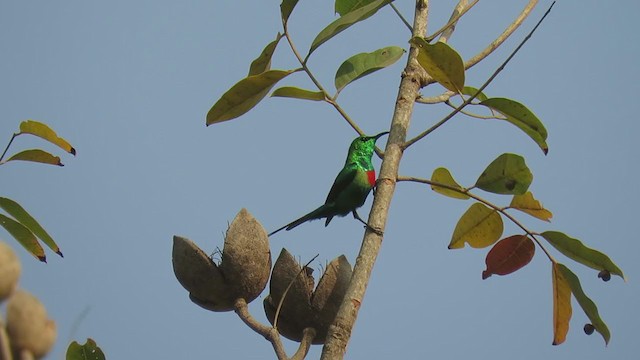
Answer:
324, 164, 357, 204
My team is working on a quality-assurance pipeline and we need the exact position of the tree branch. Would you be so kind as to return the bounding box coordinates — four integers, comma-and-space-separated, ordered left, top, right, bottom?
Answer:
319, 1, 430, 359
405, 2, 555, 149
234, 298, 288, 360
417, 91, 455, 104
290, 328, 316, 360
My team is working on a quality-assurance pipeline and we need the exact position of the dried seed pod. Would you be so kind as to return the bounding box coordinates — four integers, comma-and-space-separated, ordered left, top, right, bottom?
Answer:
6, 290, 57, 359
172, 209, 271, 311
264, 249, 351, 344
0, 241, 21, 302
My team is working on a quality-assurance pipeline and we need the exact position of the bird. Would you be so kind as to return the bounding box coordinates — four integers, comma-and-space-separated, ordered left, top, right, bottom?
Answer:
269, 131, 389, 236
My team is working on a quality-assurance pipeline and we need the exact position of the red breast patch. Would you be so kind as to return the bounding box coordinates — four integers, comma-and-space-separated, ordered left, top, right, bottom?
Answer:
366, 170, 376, 187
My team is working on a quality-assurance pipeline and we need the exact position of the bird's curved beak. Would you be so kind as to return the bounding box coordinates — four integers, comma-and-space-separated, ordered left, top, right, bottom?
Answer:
373, 131, 390, 141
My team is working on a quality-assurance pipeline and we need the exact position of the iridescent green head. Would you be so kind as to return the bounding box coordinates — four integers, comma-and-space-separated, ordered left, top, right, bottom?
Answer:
347, 131, 389, 162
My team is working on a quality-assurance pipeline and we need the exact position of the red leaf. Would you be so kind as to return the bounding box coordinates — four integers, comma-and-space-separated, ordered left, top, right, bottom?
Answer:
482, 235, 535, 279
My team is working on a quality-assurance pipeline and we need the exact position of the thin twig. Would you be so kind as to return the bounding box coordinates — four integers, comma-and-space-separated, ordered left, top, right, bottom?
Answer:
465, 0, 539, 70
282, 21, 388, 158
390, 2, 412, 32
426, 0, 479, 42
397, 176, 556, 261
436, 0, 479, 43
404, 1, 555, 149
282, 21, 368, 138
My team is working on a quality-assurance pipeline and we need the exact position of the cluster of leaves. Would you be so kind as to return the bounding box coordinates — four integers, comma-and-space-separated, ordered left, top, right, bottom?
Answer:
399, 5, 624, 345
202, 0, 624, 352
425, 152, 624, 345
206, 0, 404, 127
0, 120, 75, 261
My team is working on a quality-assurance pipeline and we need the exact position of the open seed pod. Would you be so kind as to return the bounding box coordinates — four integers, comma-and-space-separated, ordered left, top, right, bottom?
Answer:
264, 249, 352, 344
0, 241, 21, 302
172, 209, 271, 311
6, 289, 57, 359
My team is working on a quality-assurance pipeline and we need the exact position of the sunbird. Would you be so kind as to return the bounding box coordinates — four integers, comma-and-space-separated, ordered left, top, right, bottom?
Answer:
269, 131, 389, 236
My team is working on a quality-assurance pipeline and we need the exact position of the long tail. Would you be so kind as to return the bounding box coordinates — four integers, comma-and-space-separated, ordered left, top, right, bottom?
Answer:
269, 205, 329, 236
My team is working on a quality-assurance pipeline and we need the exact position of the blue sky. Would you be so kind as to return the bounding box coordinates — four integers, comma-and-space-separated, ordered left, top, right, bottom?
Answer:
1, 1, 638, 359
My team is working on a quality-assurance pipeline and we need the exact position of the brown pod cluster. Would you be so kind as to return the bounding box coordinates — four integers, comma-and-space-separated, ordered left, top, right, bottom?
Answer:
0, 241, 21, 302
6, 290, 57, 359
264, 249, 352, 344
172, 209, 271, 311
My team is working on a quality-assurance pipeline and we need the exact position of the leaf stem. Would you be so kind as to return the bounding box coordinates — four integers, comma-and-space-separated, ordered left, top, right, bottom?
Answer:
444, 100, 506, 120
389, 3, 412, 32
397, 175, 556, 262
0, 133, 17, 164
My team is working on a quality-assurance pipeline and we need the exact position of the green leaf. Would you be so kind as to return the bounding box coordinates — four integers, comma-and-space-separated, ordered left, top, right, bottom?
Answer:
19, 120, 76, 155
334, 46, 405, 93
0, 213, 45, 262
6, 149, 63, 166
479, 97, 549, 155
462, 86, 488, 102
66, 338, 106, 360
510, 191, 553, 222
335, 0, 377, 16
475, 153, 532, 195
206, 69, 296, 125
271, 87, 326, 101
248, 33, 283, 76
557, 263, 611, 345
541, 231, 625, 280
280, 0, 300, 24
0, 197, 62, 257
409, 37, 465, 93
449, 203, 503, 249
308, 0, 392, 57
430, 167, 469, 200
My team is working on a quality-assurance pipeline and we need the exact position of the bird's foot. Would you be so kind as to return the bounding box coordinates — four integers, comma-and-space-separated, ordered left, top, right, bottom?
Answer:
364, 223, 384, 236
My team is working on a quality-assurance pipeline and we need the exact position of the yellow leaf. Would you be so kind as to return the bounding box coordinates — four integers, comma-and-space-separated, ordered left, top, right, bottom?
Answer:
19, 120, 76, 155
510, 191, 553, 222
449, 203, 503, 249
409, 37, 465, 93
430, 167, 469, 200
552, 263, 572, 345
